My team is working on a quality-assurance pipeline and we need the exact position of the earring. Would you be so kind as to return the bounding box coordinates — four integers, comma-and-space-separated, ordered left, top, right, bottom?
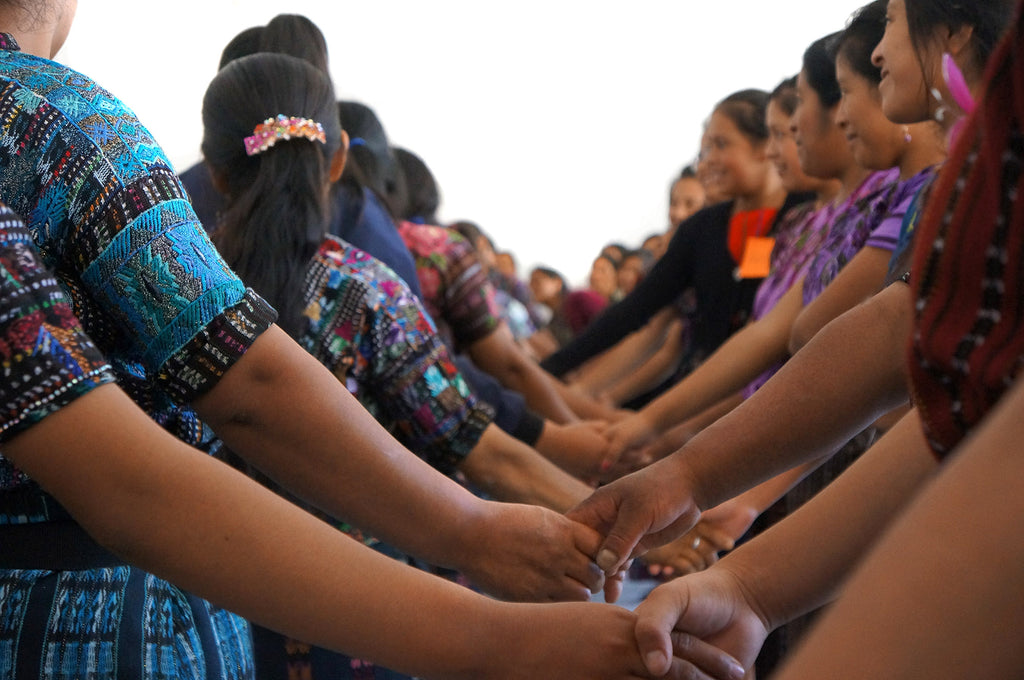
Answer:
931, 88, 948, 123
903, 126, 912, 143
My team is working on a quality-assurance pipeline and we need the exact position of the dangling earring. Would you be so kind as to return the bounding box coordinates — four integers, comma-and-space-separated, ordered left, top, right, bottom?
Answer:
931, 88, 948, 123
903, 126, 912, 143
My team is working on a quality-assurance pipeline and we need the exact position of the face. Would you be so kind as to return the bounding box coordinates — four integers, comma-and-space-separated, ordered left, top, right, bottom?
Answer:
668, 177, 706, 226
766, 99, 813, 191
617, 255, 645, 296
835, 55, 906, 171
589, 257, 619, 298
793, 70, 847, 179
495, 252, 517, 279
872, 0, 933, 123
698, 109, 768, 201
529, 270, 562, 305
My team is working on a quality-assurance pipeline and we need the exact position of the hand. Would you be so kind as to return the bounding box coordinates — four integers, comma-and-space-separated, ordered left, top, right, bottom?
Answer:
492, 601, 746, 680
543, 419, 614, 481
567, 455, 702, 576
633, 568, 769, 677
698, 498, 761, 547
640, 522, 734, 578
458, 502, 607, 602
600, 413, 659, 472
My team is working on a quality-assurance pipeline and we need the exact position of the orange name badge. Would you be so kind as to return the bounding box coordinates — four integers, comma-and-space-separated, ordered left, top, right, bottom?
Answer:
736, 236, 775, 279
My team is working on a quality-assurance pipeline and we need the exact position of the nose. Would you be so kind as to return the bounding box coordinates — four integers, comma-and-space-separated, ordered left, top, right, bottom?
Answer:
871, 43, 884, 68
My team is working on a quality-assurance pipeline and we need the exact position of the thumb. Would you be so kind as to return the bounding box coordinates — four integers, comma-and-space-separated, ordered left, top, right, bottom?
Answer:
633, 585, 688, 677
594, 506, 648, 575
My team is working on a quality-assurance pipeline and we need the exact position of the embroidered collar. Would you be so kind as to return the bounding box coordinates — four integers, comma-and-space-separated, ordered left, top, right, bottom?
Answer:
0, 33, 20, 52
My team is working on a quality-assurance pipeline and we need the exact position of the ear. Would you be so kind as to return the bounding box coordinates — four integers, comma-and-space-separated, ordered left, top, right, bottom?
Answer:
329, 130, 349, 184
207, 163, 230, 197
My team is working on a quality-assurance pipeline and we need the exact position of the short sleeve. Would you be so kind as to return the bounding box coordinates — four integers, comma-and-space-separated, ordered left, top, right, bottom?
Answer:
0, 205, 116, 442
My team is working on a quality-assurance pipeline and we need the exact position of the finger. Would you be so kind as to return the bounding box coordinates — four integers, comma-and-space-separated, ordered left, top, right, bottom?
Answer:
634, 585, 689, 677
603, 569, 625, 603
696, 523, 736, 552
564, 555, 606, 595
667, 632, 746, 680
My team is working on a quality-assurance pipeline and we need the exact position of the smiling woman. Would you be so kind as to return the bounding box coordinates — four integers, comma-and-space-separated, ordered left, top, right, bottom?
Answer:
58, 1, 857, 286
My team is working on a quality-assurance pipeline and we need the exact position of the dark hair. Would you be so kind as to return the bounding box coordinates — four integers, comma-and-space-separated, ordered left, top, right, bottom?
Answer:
713, 89, 771, 143
832, 0, 887, 85
217, 14, 329, 74
219, 26, 264, 70
202, 52, 342, 337
769, 75, 800, 116
449, 220, 494, 251
261, 14, 330, 74
531, 266, 567, 293
391, 147, 441, 225
337, 100, 397, 200
905, 0, 1015, 72
679, 164, 698, 179
802, 32, 844, 108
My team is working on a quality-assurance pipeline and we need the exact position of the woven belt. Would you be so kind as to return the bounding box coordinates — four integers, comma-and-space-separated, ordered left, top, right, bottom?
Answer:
0, 520, 126, 570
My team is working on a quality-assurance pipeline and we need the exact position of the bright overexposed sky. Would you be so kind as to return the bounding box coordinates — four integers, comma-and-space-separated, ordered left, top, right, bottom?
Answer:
59, 1, 860, 287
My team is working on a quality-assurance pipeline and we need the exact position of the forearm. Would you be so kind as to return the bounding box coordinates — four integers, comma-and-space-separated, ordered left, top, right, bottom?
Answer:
193, 326, 485, 570
775, 377, 1024, 679
678, 288, 912, 509
5, 383, 501, 680
642, 289, 801, 434
460, 424, 592, 512
572, 314, 672, 394
605, 324, 685, 406
718, 411, 938, 631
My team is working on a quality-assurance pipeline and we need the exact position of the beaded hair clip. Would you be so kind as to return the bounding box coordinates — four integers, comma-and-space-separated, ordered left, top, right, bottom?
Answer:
244, 114, 327, 156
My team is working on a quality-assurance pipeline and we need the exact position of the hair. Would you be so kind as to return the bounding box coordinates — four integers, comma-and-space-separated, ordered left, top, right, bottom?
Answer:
449, 220, 494, 252
713, 89, 771, 143
802, 32, 844, 108
218, 26, 264, 69
679, 164, 698, 179
769, 75, 800, 116
391, 146, 441, 224
337, 100, 397, 201
216, 14, 329, 74
905, 0, 1015, 75
201, 52, 342, 337
832, 0, 888, 85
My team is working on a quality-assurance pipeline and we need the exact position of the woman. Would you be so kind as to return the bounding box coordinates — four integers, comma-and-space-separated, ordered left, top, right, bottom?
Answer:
539, 89, 812, 388
601, 11, 946, 470
632, 1, 1024, 676
0, 3, 695, 678
567, 0, 1011, 594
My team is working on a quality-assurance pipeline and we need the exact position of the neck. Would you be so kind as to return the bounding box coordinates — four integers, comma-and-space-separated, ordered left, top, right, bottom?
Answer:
0, 10, 58, 59
813, 178, 842, 208
899, 121, 946, 180
733, 171, 786, 213
834, 164, 872, 204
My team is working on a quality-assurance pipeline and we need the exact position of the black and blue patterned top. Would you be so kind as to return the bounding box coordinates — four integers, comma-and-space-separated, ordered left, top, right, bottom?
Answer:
0, 33, 276, 519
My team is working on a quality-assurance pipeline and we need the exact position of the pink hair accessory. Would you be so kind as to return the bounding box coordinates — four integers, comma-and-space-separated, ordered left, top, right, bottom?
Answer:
244, 114, 326, 156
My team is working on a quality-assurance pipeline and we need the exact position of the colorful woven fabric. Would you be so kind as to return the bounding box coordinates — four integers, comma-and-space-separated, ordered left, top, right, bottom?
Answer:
0, 34, 276, 679
301, 236, 492, 474
0, 204, 116, 448
395, 221, 503, 352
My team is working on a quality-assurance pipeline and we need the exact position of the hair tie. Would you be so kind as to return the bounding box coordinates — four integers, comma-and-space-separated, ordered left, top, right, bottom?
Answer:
349, 137, 367, 147
244, 114, 326, 156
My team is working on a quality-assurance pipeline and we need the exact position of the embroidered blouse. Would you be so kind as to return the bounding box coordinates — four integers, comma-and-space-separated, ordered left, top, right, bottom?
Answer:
0, 34, 276, 520
300, 236, 493, 474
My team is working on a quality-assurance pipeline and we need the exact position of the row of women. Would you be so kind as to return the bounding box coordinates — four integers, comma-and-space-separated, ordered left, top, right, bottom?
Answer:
0, 0, 1021, 678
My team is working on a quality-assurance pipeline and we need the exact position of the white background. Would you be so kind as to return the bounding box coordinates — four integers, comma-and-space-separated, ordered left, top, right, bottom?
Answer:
59, 1, 858, 286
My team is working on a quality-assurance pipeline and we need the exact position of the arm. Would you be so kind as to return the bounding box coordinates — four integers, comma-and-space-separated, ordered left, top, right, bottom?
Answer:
570, 309, 678, 395
775, 375, 1024, 680
632, 409, 939, 676
459, 423, 593, 513
1, 383, 680, 680
570, 282, 914, 575
789, 246, 892, 352
193, 326, 603, 602
468, 323, 580, 424
603, 284, 805, 458
603, 317, 687, 407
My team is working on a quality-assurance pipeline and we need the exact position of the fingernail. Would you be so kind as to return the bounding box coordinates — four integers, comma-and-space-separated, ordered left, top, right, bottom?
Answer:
728, 661, 746, 680
596, 549, 619, 573
644, 650, 667, 674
